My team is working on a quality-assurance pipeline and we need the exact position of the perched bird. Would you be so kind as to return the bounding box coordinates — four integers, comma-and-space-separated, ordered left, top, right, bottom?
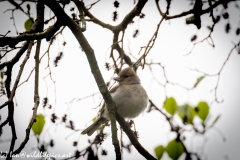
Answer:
81, 67, 148, 136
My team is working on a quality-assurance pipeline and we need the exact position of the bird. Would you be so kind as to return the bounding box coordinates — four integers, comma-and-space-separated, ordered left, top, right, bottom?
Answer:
81, 67, 148, 136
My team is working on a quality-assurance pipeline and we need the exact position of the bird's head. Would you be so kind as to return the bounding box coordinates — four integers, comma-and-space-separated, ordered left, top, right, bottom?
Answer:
113, 67, 141, 85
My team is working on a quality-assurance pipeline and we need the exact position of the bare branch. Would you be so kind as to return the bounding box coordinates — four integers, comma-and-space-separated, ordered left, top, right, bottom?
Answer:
116, 112, 157, 160
0, 41, 30, 70
13, 39, 41, 155
13, 0, 44, 153
155, 0, 234, 20
0, 22, 62, 47
6, 41, 33, 160
135, 1, 170, 68
43, 0, 122, 159
72, 0, 114, 31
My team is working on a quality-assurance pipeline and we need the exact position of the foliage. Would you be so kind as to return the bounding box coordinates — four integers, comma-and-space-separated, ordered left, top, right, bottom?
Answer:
31, 114, 45, 135
154, 145, 164, 160
164, 97, 177, 115
165, 139, 184, 160
24, 18, 34, 31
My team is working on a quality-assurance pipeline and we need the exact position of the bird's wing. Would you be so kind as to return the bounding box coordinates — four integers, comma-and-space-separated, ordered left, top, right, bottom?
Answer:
109, 84, 120, 94
97, 84, 120, 117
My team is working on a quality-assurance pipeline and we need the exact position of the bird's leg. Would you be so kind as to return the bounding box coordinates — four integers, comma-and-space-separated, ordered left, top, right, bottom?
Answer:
126, 120, 139, 138
132, 120, 139, 139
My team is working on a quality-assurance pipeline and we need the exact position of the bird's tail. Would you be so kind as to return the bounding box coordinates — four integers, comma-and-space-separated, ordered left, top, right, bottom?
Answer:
81, 117, 108, 136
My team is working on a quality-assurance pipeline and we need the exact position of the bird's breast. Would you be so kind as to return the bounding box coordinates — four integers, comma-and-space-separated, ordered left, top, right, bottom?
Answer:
111, 84, 148, 119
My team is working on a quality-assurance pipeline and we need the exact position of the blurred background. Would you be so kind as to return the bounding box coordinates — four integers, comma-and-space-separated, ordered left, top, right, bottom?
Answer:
0, 0, 240, 159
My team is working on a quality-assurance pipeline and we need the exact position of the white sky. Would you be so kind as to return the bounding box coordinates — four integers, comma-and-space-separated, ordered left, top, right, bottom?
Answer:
0, 0, 240, 160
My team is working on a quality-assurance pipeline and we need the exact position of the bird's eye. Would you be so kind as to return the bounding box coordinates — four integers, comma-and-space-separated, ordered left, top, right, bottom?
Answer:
124, 75, 129, 78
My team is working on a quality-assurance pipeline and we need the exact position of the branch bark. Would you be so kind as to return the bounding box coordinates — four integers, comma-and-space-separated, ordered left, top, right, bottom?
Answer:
74, 0, 148, 67
155, 0, 234, 20
6, 41, 33, 160
116, 112, 157, 160
42, 1, 156, 159
43, 0, 122, 159
0, 41, 30, 70
12, 0, 44, 154
0, 22, 61, 47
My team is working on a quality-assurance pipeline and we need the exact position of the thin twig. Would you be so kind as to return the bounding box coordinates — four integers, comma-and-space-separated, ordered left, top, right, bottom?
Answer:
13, 39, 41, 154
134, 1, 170, 68
6, 41, 33, 160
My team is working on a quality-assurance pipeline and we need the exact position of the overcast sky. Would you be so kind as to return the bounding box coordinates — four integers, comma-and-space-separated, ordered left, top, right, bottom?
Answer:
0, 0, 240, 160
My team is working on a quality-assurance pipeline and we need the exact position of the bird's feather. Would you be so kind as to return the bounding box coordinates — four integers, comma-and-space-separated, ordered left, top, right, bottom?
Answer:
81, 117, 108, 136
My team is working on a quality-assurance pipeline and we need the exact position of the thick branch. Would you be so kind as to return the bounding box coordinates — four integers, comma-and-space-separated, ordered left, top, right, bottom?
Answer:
72, 0, 114, 31
75, 0, 148, 32
0, 22, 61, 47
43, 0, 121, 159
73, 0, 147, 67
116, 0, 148, 31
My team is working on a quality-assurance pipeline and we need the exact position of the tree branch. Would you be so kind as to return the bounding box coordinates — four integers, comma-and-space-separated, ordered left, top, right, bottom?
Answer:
72, 0, 114, 31
6, 41, 33, 160
13, 39, 41, 155
0, 41, 30, 70
135, 1, 169, 68
116, 112, 157, 160
13, 0, 44, 154
43, 0, 121, 159
74, 0, 148, 67
155, 0, 234, 20
115, 0, 147, 31
0, 21, 62, 47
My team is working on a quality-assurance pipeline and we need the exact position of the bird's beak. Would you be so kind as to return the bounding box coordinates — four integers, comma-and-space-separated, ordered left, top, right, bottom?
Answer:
113, 76, 121, 82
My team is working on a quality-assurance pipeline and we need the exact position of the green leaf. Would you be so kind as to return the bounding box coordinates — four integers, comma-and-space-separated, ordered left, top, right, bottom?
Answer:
92, 117, 98, 122
193, 76, 205, 88
166, 139, 184, 160
178, 104, 195, 124
177, 105, 185, 119
24, 18, 34, 31
209, 115, 221, 128
32, 114, 45, 135
164, 97, 177, 115
196, 101, 209, 121
188, 106, 195, 124
154, 145, 164, 160
0, 72, 4, 79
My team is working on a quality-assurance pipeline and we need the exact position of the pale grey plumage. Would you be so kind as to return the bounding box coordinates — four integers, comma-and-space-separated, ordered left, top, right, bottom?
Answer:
81, 67, 148, 136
